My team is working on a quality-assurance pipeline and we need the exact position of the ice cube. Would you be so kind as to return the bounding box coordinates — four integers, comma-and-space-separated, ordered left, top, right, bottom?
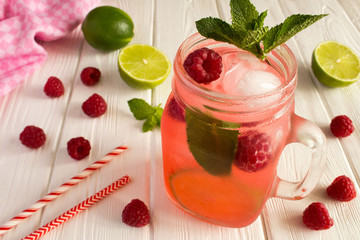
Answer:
219, 51, 282, 96
232, 70, 282, 96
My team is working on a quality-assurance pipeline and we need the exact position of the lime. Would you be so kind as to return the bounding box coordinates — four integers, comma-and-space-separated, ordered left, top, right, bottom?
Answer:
311, 41, 360, 87
169, 169, 264, 224
118, 44, 171, 89
81, 6, 134, 52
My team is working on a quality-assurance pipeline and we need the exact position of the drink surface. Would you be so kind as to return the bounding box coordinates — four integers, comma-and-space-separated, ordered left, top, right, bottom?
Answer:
161, 44, 294, 227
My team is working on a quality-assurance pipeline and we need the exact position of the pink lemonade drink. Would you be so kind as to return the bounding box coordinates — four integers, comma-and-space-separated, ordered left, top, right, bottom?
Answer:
161, 33, 326, 228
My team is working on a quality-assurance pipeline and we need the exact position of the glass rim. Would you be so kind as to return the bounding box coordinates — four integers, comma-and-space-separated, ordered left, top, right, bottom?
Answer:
174, 32, 298, 103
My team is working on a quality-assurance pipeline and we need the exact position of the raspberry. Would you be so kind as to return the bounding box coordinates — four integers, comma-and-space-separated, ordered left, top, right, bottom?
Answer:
67, 137, 91, 160
82, 93, 107, 117
168, 97, 185, 122
122, 199, 150, 227
43, 76, 64, 98
302, 202, 334, 230
330, 115, 354, 137
19, 125, 46, 149
234, 132, 271, 172
183, 47, 222, 84
327, 175, 357, 202
80, 67, 101, 86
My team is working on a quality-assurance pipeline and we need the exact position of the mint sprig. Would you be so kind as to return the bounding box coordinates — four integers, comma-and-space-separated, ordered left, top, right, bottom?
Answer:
196, 0, 327, 60
128, 98, 163, 132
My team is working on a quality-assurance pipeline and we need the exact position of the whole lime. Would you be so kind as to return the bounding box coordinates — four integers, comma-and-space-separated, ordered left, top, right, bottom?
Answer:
81, 6, 134, 52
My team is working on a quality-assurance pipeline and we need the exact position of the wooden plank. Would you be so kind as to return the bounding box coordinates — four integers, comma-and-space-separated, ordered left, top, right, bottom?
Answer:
152, 0, 266, 239
337, 0, 360, 31
0, 26, 84, 239
37, 0, 155, 239
2, 0, 359, 239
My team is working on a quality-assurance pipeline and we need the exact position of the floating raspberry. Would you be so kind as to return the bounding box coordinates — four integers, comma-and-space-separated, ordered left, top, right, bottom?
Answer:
168, 97, 185, 122
183, 47, 222, 84
234, 132, 271, 172
327, 175, 357, 202
80, 67, 101, 86
303, 202, 333, 230
19, 125, 46, 149
67, 137, 91, 160
82, 93, 107, 117
122, 199, 150, 227
330, 115, 354, 138
43, 76, 64, 98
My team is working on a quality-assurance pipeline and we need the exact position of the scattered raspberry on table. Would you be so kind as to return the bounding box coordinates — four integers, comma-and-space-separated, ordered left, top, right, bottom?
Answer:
82, 93, 107, 117
327, 175, 357, 202
80, 67, 101, 86
122, 199, 150, 227
67, 137, 91, 160
183, 47, 222, 84
19, 125, 46, 149
303, 202, 333, 230
330, 115, 354, 138
44, 76, 65, 98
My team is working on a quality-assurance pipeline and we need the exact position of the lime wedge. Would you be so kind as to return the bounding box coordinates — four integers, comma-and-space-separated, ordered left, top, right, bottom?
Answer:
311, 41, 360, 87
118, 44, 171, 89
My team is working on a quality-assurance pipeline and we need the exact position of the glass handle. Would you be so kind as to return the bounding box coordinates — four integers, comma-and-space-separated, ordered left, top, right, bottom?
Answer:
273, 115, 327, 200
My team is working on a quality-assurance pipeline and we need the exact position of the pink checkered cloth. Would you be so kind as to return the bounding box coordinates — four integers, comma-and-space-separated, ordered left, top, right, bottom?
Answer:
0, 0, 99, 97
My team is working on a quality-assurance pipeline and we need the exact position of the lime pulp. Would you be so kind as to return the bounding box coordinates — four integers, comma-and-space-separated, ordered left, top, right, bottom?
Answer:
311, 41, 360, 87
118, 44, 171, 89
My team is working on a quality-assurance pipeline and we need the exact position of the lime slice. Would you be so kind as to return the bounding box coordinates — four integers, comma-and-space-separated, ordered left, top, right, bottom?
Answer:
311, 41, 360, 87
118, 44, 171, 89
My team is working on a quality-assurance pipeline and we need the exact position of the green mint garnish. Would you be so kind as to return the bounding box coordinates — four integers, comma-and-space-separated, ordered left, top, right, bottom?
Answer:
186, 108, 239, 176
128, 98, 163, 132
196, 0, 327, 60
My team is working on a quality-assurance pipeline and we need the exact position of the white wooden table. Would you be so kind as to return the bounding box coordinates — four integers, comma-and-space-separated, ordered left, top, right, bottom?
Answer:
1, 0, 360, 239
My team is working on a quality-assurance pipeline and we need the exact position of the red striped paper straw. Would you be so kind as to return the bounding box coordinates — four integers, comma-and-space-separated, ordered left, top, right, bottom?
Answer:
23, 175, 131, 240
0, 145, 128, 236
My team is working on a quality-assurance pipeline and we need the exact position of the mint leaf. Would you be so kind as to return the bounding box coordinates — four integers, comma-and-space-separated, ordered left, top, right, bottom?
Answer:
128, 98, 156, 120
230, 0, 258, 31
240, 27, 268, 59
196, 17, 244, 46
196, 17, 266, 58
186, 108, 239, 176
263, 14, 328, 53
128, 98, 163, 132
143, 114, 157, 132
155, 107, 163, 127
253, 10, 267, 29
241, 28, 267, 47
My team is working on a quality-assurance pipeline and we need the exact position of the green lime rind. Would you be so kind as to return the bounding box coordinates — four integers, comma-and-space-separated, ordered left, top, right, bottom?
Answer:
118, 63, 168, 89
118, 44, 171, 89
82, 6, 134, 52
311, 41, 360, 88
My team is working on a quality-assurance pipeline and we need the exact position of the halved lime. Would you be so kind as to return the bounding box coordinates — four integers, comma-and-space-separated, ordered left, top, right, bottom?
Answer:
118, 44, 171, 89
311, 41, 360, 87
